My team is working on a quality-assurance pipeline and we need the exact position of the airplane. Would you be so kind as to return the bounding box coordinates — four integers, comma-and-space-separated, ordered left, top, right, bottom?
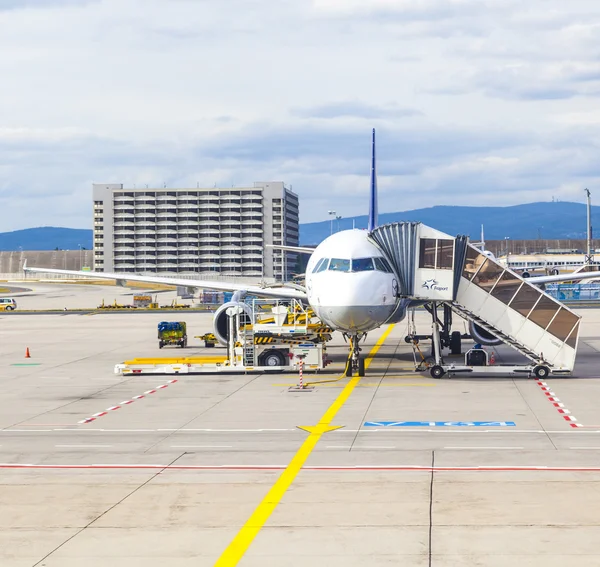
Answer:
23, 129, 600, 375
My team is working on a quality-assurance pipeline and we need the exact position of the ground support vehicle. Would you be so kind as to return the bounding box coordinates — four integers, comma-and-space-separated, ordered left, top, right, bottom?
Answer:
158, 321, 187, 349
115, 299, 331, 375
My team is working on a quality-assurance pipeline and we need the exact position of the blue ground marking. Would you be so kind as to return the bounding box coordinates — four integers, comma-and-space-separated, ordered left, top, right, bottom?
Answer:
364, 421, 516, 427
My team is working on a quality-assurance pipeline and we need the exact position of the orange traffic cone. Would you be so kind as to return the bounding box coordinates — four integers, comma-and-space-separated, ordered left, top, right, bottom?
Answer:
25, 347, 31, 359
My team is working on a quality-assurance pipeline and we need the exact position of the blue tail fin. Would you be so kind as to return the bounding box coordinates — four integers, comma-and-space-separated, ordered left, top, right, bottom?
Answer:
368, 128, 378, 231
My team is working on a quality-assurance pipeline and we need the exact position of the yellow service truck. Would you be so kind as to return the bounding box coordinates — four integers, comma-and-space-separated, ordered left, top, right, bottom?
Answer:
158, 321, 187, 348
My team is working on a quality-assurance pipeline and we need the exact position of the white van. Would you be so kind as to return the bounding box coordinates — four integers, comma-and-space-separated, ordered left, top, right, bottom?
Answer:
0, 298, 17, 311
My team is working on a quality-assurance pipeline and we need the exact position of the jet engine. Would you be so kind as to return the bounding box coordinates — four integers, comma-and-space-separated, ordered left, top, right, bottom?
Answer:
213, 301, 253, 345
468, 320, 502, 346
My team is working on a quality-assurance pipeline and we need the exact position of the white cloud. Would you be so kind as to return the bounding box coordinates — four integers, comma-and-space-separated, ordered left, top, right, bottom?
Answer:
0, 0, 600, 231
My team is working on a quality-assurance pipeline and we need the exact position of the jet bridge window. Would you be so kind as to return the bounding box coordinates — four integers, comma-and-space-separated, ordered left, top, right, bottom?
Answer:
419, 238, 454, 270
528, 295, 560, 330
511, 283, 541, 317
462, 247, 487, 281
328, 258, 350, 272
437, 239, 454, 269
352, 258, 374, 272
471, 258, 504, 292
490, 270, 523, 305
546, 307, 579, 343
419, 239, 436, 269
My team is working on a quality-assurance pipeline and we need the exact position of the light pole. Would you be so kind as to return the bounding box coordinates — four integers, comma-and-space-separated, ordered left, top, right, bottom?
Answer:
328, 210, 336, 236
504, 236, 510, 257
585, 188, 593, 264
78, 244, 82, 270
336, 215, 342, 233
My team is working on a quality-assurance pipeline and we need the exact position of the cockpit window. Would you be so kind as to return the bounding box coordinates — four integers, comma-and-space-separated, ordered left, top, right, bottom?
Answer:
352, 258, 374, 272
312, 258, 325, 273
328, 258, 350, 272
315, 258, 330, 273
374, 257, 393, 273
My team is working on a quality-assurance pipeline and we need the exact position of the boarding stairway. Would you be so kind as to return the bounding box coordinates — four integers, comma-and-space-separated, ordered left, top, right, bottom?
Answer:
369, 222, 582, 373
449, 303, 542, 364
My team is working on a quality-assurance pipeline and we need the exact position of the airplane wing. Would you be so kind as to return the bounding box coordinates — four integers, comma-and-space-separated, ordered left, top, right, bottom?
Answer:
266, 244, 315, 254
528, 270, 600, 285
23, 264, 308, 300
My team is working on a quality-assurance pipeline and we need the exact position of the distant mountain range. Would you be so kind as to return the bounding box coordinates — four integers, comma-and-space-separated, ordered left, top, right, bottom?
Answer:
0, 202, 595, 251
299, 202, 598, 244
0, 227, 93, 251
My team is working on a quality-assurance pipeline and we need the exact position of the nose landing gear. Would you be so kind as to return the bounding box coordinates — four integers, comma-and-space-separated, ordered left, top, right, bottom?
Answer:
344, 333, 366, 377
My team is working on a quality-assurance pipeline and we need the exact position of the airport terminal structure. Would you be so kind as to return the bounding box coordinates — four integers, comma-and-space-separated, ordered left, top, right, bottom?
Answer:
92, 181, 299, 281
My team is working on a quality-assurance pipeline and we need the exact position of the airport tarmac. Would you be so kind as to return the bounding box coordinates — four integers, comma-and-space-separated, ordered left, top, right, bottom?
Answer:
4, 282, 600, 565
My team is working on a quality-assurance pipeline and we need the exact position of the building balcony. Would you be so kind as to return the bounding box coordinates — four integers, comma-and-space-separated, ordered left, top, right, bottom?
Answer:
156, 222, 176, 230
114, 196, 134, 204
244, 228, 263, 234
133, 229, 155, 236
113, 220, 134, 227
198, 211, 220, 218
135, 237, 155, 244
136, 255, 156, 261
199, 261, 220, 268
173, 262, 196, 270
135, 245, 156, 252
178, 246, 199, 253
199, 228, 219, 236
135, 223, 156, 230
135, 202, 155, 209
178, 237, 200, 244
242, 211, 263, 217
199, 252, 220, 259
179, 220, 199, 227
179, 228, 199, 235
177, 253, 198, 260
199, 244, 220, 252
156, 239, 177, 246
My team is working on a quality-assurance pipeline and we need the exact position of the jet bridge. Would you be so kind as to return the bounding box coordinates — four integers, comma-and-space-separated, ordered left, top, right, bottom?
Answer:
369, 222, 581, 377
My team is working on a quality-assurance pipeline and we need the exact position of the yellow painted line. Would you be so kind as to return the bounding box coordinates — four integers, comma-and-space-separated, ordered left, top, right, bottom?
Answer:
271, 382, 435, 387
213, 324, 395, 566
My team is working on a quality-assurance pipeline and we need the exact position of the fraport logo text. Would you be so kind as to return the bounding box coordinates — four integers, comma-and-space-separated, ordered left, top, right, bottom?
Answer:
422, 279, 448, 292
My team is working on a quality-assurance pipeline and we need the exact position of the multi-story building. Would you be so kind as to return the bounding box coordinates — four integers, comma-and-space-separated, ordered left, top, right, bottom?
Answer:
93, 182, 299, 281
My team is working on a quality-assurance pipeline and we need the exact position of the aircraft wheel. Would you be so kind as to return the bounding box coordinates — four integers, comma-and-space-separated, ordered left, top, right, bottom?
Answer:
358, 357, 365, 377
430, 365, 445, 379
533, 365, 550, 379
449, 331, 462, 355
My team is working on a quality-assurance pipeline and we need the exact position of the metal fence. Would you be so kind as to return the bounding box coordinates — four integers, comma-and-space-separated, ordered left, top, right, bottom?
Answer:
545, 284, 600, 301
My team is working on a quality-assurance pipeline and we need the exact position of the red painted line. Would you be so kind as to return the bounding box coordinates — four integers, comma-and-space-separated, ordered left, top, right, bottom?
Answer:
78, 380, 179, 425
535, 380, 582, 427
3, 463, 600, 472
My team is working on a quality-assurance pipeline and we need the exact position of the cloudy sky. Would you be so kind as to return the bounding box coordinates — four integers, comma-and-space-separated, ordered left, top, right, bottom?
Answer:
2, 0, 600, 230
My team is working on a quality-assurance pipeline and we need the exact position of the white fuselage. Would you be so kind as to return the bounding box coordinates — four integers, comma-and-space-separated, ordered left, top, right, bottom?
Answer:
304, 229, 398, 333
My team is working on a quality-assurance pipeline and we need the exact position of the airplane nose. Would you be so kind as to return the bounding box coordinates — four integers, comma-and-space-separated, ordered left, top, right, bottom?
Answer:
321, 305, 381, 333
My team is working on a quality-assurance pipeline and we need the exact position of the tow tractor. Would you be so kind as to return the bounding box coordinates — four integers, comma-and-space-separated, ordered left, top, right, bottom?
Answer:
114, 299, 332, 376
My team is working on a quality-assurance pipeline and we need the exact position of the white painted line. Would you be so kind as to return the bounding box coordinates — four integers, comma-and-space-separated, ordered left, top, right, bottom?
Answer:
55, 444, 113, 448
569, 447, 600, 450
326, 445, 351, 449
444, 446, 524, 450
358, 445, 396, 449
170, 445, 233, 449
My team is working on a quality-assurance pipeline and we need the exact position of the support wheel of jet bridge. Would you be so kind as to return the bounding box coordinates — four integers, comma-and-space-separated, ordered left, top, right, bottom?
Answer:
533, 365, 550, 379
430, 365, 446, 379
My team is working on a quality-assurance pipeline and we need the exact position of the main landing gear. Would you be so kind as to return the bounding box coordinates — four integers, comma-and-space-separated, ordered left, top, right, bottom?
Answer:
344, 333, 366, 377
